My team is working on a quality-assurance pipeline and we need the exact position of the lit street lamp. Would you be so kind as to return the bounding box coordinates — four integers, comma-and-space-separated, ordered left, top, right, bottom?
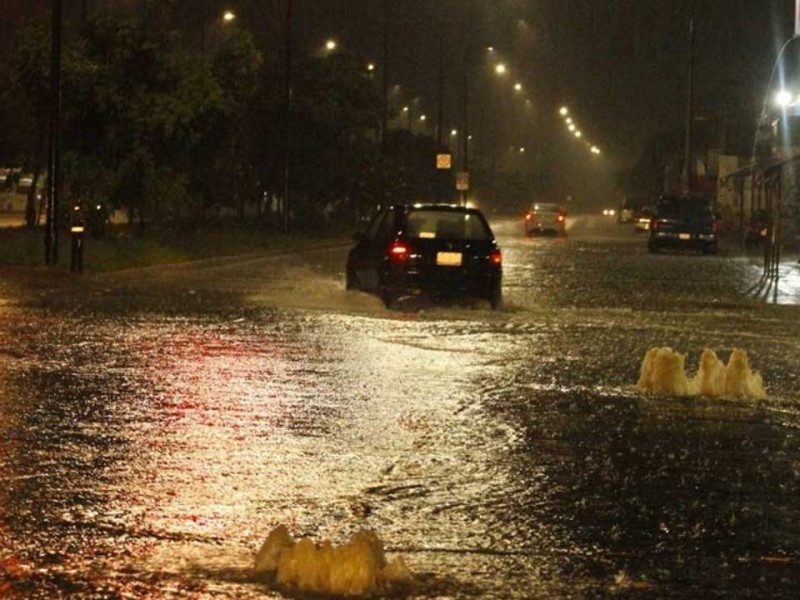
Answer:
201, 9, 236, 51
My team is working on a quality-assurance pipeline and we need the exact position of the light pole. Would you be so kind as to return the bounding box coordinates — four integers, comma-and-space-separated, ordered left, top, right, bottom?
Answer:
45, 0, 63, 266
381, 0, 389, 151
681, 5, 695, 195
461, 61, 469, 206
283, 0, 292, 233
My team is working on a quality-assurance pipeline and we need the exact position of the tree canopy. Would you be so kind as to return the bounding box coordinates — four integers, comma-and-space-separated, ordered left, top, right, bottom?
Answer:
0, 4, 501, 233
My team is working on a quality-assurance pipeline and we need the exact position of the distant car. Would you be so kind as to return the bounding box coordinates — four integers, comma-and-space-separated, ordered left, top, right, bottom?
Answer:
647, 196, 719, 254
618, 206, 636, 224
346, 203, 503, 309
618, 196, 650, 224
602, 208, 616, 217
634, 205, 655, 232
524, 202, 567, 236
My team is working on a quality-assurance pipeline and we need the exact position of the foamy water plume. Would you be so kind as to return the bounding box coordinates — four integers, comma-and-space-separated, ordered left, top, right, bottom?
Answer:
636, 347, 766, 399
254, 525, 413, 597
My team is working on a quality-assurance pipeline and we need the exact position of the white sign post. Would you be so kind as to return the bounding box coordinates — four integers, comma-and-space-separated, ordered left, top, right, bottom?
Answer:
796, 0, 800, 37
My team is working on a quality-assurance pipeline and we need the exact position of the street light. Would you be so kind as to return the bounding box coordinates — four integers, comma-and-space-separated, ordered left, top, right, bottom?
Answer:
775, 89, 794, 107
325, 38, 337, 52
202, 9, 236, 51
494, 63, 507, 75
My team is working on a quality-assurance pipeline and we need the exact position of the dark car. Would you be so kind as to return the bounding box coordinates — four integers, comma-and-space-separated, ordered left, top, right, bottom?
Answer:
647, 196, 719, 254
346, 203, 503, 309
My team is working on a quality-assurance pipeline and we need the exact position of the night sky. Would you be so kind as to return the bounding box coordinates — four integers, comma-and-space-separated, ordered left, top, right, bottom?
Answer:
3, 0, 798, 204
287, 0, 797, 165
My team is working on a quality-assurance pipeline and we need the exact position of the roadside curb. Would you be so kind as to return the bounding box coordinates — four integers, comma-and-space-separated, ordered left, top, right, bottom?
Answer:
102, 239, 352, 278
0, 239, 353, 287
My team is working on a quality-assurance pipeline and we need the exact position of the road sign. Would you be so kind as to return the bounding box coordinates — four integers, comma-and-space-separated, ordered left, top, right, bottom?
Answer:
796, 0, 800, 36
436, 154, 452, 170
456, 171, 469, 191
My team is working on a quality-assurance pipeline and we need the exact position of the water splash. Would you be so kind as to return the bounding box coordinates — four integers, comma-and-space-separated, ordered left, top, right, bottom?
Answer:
636, 347, 766, 399
254, 525, 413, 596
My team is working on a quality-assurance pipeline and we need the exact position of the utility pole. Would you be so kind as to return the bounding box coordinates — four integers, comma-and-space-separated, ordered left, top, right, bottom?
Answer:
461, 60, 469, 207
436, 33, 445, 147
381, 0, 389, 151
682, 6, 695, 195
45, 0, 63, 265
282, 0, 292, 233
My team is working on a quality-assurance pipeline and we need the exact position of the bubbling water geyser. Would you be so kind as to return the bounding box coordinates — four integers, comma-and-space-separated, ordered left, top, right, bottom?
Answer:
254, 525, 413, 597
636, 347, 766, 399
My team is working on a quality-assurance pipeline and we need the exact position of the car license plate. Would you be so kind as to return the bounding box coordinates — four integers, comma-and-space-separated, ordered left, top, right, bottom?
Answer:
679, 233, 691, 240
436, 251, 462, 266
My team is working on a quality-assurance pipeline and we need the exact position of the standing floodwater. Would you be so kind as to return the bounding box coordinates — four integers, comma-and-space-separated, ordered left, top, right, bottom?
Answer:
1, 215, 799, 598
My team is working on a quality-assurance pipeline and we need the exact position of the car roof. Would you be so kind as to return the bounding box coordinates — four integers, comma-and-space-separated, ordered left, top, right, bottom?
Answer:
393, 203, 487, 216
407, 202, 473, 211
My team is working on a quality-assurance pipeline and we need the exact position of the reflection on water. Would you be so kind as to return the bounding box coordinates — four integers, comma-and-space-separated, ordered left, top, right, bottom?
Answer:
0, 229, 799, 598
2, 310, 536, 597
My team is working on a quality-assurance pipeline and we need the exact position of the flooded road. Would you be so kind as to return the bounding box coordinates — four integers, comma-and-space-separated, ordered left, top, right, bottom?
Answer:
1, 216, 800, 598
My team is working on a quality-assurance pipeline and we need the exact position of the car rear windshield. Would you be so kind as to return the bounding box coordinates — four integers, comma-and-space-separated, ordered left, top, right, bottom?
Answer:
407, 210, 493, 241
657, 198, 713, 217
532, 203, 561, 213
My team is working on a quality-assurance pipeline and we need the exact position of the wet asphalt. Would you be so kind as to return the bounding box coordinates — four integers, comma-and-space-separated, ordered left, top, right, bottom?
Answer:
1, 215, 799, 598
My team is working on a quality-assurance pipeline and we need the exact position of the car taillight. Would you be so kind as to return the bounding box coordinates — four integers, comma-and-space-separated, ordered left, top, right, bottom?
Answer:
650, 219, 658, 231
557, 213, 566, 223
389, 241, 409, 261
525, 212, 534, 222
490, 250, 502, 265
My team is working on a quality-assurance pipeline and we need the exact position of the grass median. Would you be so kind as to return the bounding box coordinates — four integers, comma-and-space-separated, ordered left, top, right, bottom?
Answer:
0, 223, 352, 273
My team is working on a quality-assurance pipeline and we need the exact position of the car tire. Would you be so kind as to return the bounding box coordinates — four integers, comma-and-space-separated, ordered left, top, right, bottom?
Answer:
345, 267, 358, 290
488, 287, 502, 311
702, 243, 718, 255
380, 288, 397, 310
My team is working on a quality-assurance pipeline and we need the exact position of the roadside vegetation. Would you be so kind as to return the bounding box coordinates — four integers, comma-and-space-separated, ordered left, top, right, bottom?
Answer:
0, 222, 351, 273
0, 2, 463, 240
